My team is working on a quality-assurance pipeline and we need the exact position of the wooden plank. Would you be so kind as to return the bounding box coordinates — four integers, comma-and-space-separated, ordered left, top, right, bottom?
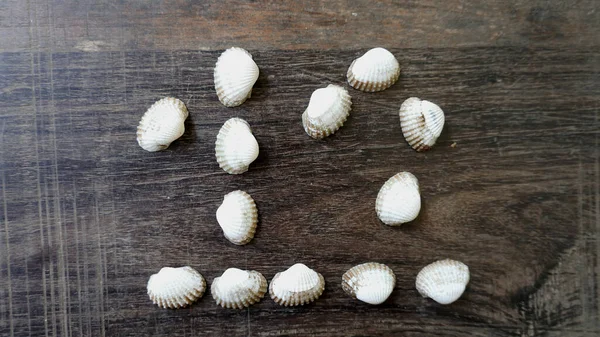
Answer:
1, 0, 599, 52
0, 46, 598, 336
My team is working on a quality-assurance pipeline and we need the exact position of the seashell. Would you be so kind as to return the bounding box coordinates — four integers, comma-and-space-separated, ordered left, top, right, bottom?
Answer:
416, 259, 470, 305
216, 190, 258, 245
347, 47, 400, 92
302, 84, 352, 139
342, 262, 396, 305
215, 118, 259, 174
214, 47, 260, 107
137, 97, 188, 152
211, 268, 267, 309
269, 263, 325, 306
399, 97, 445, 152
375, 172, 421, 226
147, 266, 206, 309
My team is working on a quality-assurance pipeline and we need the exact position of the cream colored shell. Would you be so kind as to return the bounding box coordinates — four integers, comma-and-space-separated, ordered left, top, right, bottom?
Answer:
399, 97, 445, 152
147, 266, 206, 309
215, 117, 259, 174
375, 172, 421, 226
269, 263, 325, 306
416, 259, 470, 305
302, 84, 352, 139
347, 47, 400, 92
211, 268, 267, 309
342, 262, 396, 305
214, 47, 260, 107
137, 97, 188, 152
216, 190, 258, 245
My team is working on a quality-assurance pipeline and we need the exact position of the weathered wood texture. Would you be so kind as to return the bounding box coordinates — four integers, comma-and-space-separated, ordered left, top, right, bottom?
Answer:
2, 0, 600, 52
0, 1, 599, 337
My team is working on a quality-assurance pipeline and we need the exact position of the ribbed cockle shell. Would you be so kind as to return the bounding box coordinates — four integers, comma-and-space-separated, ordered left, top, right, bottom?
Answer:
147, 266, 206, 309
211, 268, 267, 309
137, 97, 188, 152
347, 47, 400, 92
342, 262, 396, 305
269, 263, 325, 306
302, 84, 352, 139
416, 259, 470, 305
215, 118, 259, 174
214, 47, 260, 107
216, 190, 258, 245
375, 172, 421, 226
399, 97, 445, 152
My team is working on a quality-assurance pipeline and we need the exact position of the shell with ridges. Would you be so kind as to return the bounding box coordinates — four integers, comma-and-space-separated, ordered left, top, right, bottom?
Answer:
399, 97, 445, 152
137, 97, 188, 152
211, 268, 267, 309
269, 263, 325, 306
342, 262, 396, 305
215, 118, 259, 174
347, 47, 400, 92
216, 190, 258, 245
147, 266, 206, 309
376, 172, 421, 226
416, 259, 470, 305
214, 47, 259, 107
302, 84, 352, 139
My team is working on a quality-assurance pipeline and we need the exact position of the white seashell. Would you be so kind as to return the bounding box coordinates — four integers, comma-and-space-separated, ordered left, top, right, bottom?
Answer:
376, 172, 421, 226
399, 97, 445, 152
211, 268, 267, 309
269, 263, 325, 306
347, 47, 400, 92
416, 259, 470, 305
216, 190, 258, 245
147, 266, 206, 309
137, 97, 188, 152
342, 262, 395, 305
214, 47, 260, 107
215, 118, 259, 174
302, 84, 352, 139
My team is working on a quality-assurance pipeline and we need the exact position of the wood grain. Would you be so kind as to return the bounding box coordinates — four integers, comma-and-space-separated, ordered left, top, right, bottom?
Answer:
2, 0, 599, 52
0, 1, 599, 337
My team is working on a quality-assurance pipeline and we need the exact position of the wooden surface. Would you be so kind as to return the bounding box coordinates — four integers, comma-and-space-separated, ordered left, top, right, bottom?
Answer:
0, 1, 599, 336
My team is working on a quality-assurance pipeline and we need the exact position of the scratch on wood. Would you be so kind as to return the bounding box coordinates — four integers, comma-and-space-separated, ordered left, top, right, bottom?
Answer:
74, 40, 111, 52
82, 199, 91, 337
45, 2, 71, 330
109, 191, 119, 300
72, 179, 84, 336
2, 168, 15, 337
44, 180, 58, 337
577, 155, 587, 325
27, 1, 52, 334
94, 193, 106, 337
595, 132, 600, 325
247, 307, 251, 337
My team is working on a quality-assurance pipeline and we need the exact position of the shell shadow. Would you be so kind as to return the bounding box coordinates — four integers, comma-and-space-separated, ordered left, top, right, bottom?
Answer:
168, 111, 198, 151
251, 138, 270, 169
435, 120, 454, 149
249, 65, 271, 104
249, 200, 263, 244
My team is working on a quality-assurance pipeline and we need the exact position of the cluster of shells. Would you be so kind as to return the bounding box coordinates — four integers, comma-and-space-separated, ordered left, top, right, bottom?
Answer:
135, 47, 444, 156
137, 47, 469, 309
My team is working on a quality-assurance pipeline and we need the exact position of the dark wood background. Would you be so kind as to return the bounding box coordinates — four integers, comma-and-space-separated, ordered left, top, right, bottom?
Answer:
0, 1, 599, 336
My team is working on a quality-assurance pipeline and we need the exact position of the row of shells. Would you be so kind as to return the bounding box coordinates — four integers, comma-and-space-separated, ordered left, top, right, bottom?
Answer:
136, 47, 446, 161
216, 170, 421, 248
148, 260, 470, 309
